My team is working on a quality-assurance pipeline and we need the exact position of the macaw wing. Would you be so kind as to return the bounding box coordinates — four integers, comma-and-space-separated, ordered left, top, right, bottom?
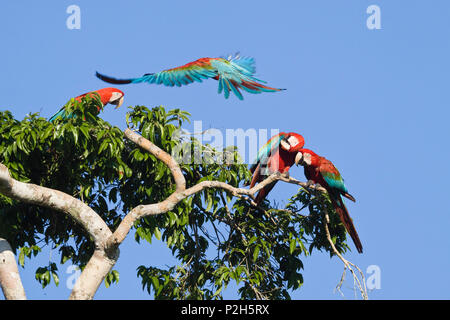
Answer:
319, 161, 348, 194
96, 57, 218, 87
49, 93, 103, 123
250, 132, 287, 174
211, 57, 285, 100
96, 54, 285, 100
49, 106, 70, 122
226, 54, 256, 75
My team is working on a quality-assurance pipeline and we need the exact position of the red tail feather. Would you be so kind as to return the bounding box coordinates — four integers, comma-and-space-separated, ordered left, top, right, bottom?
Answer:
331, 196, 363, 254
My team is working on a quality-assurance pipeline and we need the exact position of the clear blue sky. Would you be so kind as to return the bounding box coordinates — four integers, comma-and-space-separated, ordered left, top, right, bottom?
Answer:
1, 0, 450, 299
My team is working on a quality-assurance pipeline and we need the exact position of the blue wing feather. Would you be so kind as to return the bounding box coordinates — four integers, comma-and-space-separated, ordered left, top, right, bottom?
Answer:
250, 132, 287, 171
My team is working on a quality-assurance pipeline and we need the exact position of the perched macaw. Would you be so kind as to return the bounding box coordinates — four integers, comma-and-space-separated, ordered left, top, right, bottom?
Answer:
295, 148, 363, 253
249, 132, 305, 204
95, 54, 285, 100
49, 87, 124, 122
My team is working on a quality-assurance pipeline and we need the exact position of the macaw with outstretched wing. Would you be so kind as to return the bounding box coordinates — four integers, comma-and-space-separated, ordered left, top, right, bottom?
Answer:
95, 54, 285, 100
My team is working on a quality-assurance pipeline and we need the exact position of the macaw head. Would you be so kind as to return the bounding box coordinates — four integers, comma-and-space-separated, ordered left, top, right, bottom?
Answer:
279, 132, 305, 153
107, 88, 125, 109
294, 148, 320, 167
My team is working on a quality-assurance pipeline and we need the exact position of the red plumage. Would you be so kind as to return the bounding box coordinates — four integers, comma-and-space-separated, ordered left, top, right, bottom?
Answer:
49, 87, 125, 122
250, 132, 305, 204
299, 149, 363, 253
74, 87, 125, 110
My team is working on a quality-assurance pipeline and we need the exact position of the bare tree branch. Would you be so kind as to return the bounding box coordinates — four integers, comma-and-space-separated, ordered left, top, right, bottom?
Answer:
0, 238, 26, 300
0, 163, 117, 300
323, 213, 368, 300
0, 164, 112, 248
68, 248, 119, 300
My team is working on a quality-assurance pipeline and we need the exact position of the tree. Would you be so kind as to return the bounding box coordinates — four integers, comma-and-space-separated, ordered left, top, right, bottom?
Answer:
0, 97, 367, 300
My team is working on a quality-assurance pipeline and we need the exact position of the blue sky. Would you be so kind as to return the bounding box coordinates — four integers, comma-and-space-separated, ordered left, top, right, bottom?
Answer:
1, 0, 450, 299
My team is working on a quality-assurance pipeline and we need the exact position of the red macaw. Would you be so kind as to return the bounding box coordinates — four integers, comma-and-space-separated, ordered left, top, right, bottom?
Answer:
295, 148, 363, 253
95, 54, 285, 100
49, 87, 124, 122
249, 132, 305, 204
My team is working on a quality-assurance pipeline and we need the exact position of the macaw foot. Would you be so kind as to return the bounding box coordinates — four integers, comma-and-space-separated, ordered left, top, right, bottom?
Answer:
314, 183, 323, 190
305, 180, 315, 188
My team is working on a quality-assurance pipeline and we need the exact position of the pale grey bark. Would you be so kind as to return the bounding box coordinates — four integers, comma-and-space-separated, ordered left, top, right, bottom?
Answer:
0, 238, 26, 300
0, 163, 116, 300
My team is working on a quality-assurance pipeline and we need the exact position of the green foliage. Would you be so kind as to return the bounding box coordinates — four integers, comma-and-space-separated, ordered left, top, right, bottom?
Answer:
0, 99, 351, 297
0, 95, 127, 285
35, 262, 59, 288
105, 270, 120, 288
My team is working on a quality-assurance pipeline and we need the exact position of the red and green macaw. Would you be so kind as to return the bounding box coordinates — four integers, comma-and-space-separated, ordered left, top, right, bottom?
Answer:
295, 148, 363, 253
249, 132, 305, 204
95, 54, 285, 100
49, 87, 124, 122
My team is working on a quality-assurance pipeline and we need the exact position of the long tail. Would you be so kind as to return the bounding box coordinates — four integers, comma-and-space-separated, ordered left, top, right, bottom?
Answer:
95, 72, 134, 84
330, 195, 363, 254
255, 181, 277, 205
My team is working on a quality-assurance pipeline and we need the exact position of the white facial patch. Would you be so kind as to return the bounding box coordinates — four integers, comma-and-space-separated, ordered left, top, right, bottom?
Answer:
109, 92, 123, 103
287, 136, 300, 147
280, 139, 291, 151
303, 153, 312, 165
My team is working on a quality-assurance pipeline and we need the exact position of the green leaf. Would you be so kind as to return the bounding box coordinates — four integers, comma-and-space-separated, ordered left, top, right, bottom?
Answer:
253, 246, 260, 262
290, 239, 296, 254
154, 228, 161, 241
18, 249, 25, 267
51, 271, 59, 286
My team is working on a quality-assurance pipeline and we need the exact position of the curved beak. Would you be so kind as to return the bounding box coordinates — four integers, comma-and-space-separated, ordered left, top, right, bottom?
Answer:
294, 152, 303, 166
113, 96, 124, 109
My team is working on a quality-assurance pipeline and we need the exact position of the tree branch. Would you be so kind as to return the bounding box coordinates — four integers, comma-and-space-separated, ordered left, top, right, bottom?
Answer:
0, 164, 112, 248
0, 238, 26, 300
108, 131, 326, 249
0, 163, 118, 300
124, 129, 186, 192
323, 213, 368, 300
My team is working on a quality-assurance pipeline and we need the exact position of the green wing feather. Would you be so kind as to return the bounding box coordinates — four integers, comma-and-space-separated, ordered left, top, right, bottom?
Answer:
250, 132, 287, 173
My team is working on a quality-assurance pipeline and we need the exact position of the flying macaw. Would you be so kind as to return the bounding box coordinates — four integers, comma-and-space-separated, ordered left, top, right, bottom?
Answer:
49, 87, 124, 122
95, 54, 285, 100
295, 148, 363, 253
249, 132, 305, 204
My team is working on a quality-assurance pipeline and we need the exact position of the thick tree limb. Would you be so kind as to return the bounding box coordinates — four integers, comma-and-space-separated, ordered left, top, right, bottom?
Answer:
0, 164, 112, 248
0, 238, 26, 300
68, 249, 119, 300
0, 163, 117, 300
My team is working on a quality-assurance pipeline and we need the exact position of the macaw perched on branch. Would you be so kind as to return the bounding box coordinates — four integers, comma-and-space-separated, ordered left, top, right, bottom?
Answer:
95, 54, 285, 100
295, 148, 363, 254
49, 87, 124, 122
249, 132, 305, 204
